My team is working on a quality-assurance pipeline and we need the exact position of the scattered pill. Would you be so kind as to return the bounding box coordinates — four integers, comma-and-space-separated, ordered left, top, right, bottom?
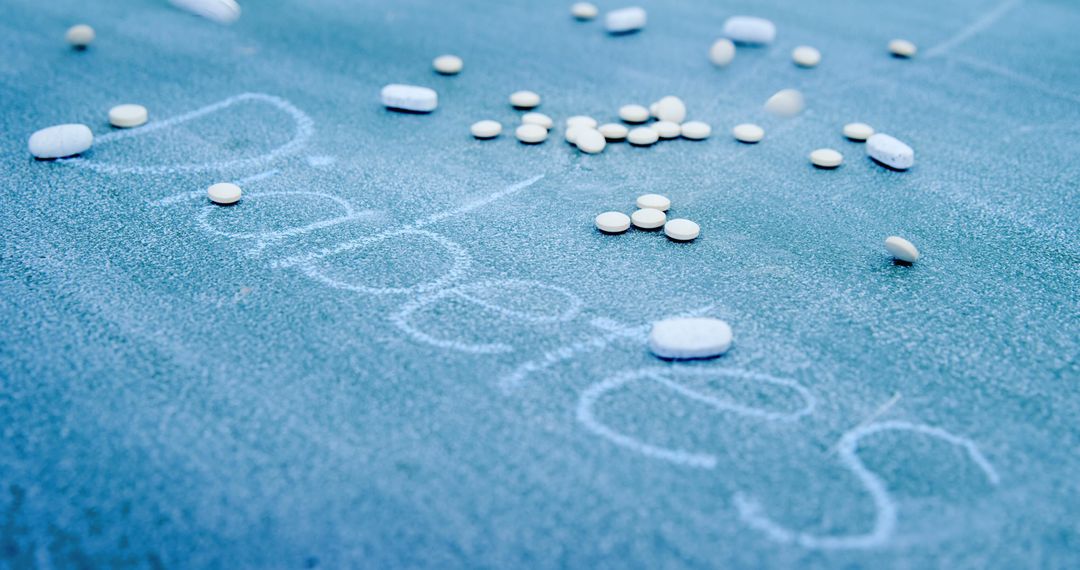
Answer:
432, 54, 463, 75
651, 120, 681, 139
575, 128, 607, 154
709, 38, 736, 66
732, 123, 764, 143
522, 112, 553, 129
28, 124, 93, 159
723, 16, 776, 45
381, 84, 438, 113
885, 236, 920, 263
565, 126, 583, 144
764, 88, 804, 117
169, 0, 241, 24
649, 102, 660, 118
680, 121, 711, 140
65, 24, 94, 48
108, 104, 148, 128
628, 127, 659, 146
595, 211, 631, 233
516, 123, 548, 144
664, 218, 700, 241
792, 45, 821, 67
843, 122, 874, 141
888, 39, 917, 58
510, 90, 541, 109
605, 7, 647, 34
571, 2, 599, 20
866, 133, 914, 170
470, 120, 502, 139
207, 182, 242, 205
598, 123, 628, 140
631, 208, 666, 229
809, 148, 843, 168
566, 116, 598, 129
619, 104, 650, 123
654, 96, 686, 124
649, 317, 733, 359
636, 194, 670, 211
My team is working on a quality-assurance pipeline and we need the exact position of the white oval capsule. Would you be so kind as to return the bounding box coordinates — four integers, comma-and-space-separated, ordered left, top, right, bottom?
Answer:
809, 148, 843, 168
598, 123, 628, 140
889, 39, 917, 58
566, 116, 598, 129
631, 208, 666, 229
651, 120, 681, 139
605, 7, 647, 34
207, 182, 242, 205
885, 236, 920, 263
843, 122, 874, 141
654, 96, 686, 124
627, 127, 659, 146
516, 123, 548, 144
571, 2, 599, 20
432, 54, 463, 75
764, 88, 804, 117
732, 123, 764, 143
381, 84, 438, 113
722, 16, 776, 45
575, 128, 607, 154
866, 133, 914, 170
595, 211, 631, 233
65, 24, 95, 48
510, 90, 541, 109
664, 218, 700, 241
636, 193, 670, 211
28, 124, 93, 159
649, 317, 733, 359
470, 120, 502, 139
680, 121, 711, 140
709, 38, 736, 67
168, 0, 241, 24
618, 104, 650, 123
521, 112, 553, 129
108, 104, 148, 128
792, 45, 821, 67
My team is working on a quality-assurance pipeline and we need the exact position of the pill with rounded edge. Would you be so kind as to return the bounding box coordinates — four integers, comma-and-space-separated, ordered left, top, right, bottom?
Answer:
619, 104, 650, 123
169, 0, 241, 24
889, 39, 917, 58
28, 124, 93, 159
571, 2, 599, 20
732, 123, 764, 143
664, 218, 700, 241
381, 84, 438, 112
885, 236, 920, 263
108, 104, 148, 128
709, 38, 736, 66
651, 121, 681, 139
765, 88, 804, 117
723, 16, 775, 45
207, 182, 242, 204
470, 120, 502, 139
575, 128, 607, 154
598, 123, 628, 140
792, 46, 821, 67
516, 124, 548, 144
654, 96, 686, 124
649, 317, 733, 359
596, 211, 631, 233
432, 54, 463, 75
636, 194, 670, 211
566, 116, 598, 129
522, 112, 553, 129
631, 208, 666, 229
843, 122, 874, 141
809, 148, 843, 168
605, 7, 647, 34
65, 24, 95, 48
510, 90, 541, 109
628, 127, 659, 146
866, 133, 914, 170
680, 121, 711, 140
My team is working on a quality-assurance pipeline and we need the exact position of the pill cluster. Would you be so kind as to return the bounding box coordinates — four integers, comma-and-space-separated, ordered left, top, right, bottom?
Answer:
27, 102, 151, 160
595, 193, 700, 243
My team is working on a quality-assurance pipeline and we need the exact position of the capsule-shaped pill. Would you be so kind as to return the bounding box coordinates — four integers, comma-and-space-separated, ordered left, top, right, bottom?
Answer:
380, 84, 438, 113
723, 16, 776, 45
605, 7, 647, 34
866, 133, 914, 170
28, 124, 93, 159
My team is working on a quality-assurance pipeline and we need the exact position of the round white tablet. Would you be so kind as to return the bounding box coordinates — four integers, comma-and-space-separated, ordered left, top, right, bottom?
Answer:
664, 218, 700, 241
809, 148, 843, 168
709, 38, 736, 67
792, 45, 821, 67
470, 120, 502, 139
108, 104, 148, 128
570, 2, 599, 20
732, 123, 764, 143
843, 122, 874, 141
510, 90, 541, 109
432, 54, 463, 75
627, 127, 659, 146
566, 116, 598, 129
764, 88, 805, 117
521, 112, 553, 129
636, 193, 670, 211
66, 24, 95, 48
595, 211, 631, 233
651, 120, 681, 139
575, 127, 607, 154
648, 317, 733, 359
631, 208, 666, 229
565, 126, 582, 144
207, 182, 241, 205
889, 39, 917, 58
885, 236, 920, 263
654, 96, 687, 124
516, 123, 548, 143
680, 121, 711, 140
619, 104, 650, 123
598, 123, 628, 140
649, 102, 660, 118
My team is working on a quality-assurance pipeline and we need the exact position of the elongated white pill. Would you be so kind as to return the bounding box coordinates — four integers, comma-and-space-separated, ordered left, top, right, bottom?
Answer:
566, 116, 598, 129
885, 236, 920, 263
765, 88, 804, 117
889, 39, 917, 58
619, 104, 650, 123
381, 84, 438, 112
28, 124, 93, 159
810, 148, 843, 168
575, 128, 607, 154
664, 218, 700, 241
723, 16, 775, 45
432, 54, 463, 75
470, 120, 502, 139
649, 317, 732, 359
169, 0, 241, 24
654, 96, 686, 124
571, 2, 599, 20
792, 45, 821, 67
510, 90, 541, 109
631, 208, 666, 229
636, 194, 670, 211
598, 123, 628, 140
843, 122, 874, 141
651, 120, 681, 139
866, 133, 914, 170
516, 124, 548, 144
108, 104, 148, 128
65, 24, 95, 48
709, 38, 736, 66
596, 211, 631, 233
605, 7, 647, 34
732, 123, 764, 143
628, 127, 659, 146
522, 112, 553, 129
207, 182, 241, 204
680, 121, 711, 140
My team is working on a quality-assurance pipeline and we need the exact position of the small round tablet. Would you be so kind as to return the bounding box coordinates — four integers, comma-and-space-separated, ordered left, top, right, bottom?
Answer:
654, 96, 687, 124
66, 24, 95, 48
575, 128, 607, 154
809, 148, 843, 168
619, 104, 650, 123
595, 211, 631, 233
516, 123, 548, 144
598, 123, 628, 140
648, 317, 733, 359
792, 45, 821, 68
664, 218, 700, 241
510, 90, 541, 109
208, 182, 242, 205
649, 102, 660, 118
108, 104, 148, 128
843, 122, 874, 141
521, 112, 553, 129
764, 88, 805, 117
631, 208, 666, 229
565, 126, 582, 144
885, 236, 920, 263
888, 39, 917, 58
636, 194, 670, 211
709, 38, 736, 67
627, 127, 659, 146
470, 120, 502, 139
680, 121, 711, 140
570, 2, 599, 20
432, 54, 463, 75
732, 123, 764, 143
566, 116, 598, 129
651, 120, 681, 139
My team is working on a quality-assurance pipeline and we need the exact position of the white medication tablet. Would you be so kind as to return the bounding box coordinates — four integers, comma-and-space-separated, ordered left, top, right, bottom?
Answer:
680, 121, 711, 140
664, 218, 700, 241
108, 104, 148, 128
792, 45, 821, 67
595, 211, 631, 233
654, 96, 686, 124
809, 148, 843, 168
764, 88, 804, 117
732, 123, 764, 143
470, 120, 502, 139
565, 126, 582, 144
649, 317, 733, 359
885, 236, 920, 263
566, 116, 598, 129
605, 7, 647, 34
627, 127, 659, 146
598, 123, 628, 140
843, 122, 874, 141
866, 133, 914, 170
28, 124, 93, 159
631, 208, 666, 229
636, 194, 670, 211
510, 90, 541, 109
381, 84, 438, 113
618, 104, 650, 123
722, 16, 776, 45
65, 24, 95, 48
207, 182, 241, 205
522, 112, 553, 129
571, 2, 599, 20
889, 39, 917, 58
709, 38, 736, 67
169, 0, 241, 24
651, 120, 681, 139
432, 54, 463, 75
649, 102, 660, 118
516, 124, 548, 144
575, 128, 607, 154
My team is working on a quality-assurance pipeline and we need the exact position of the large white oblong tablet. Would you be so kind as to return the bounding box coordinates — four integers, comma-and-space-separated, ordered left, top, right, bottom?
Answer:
108, 104, 148, 128
65, 24, 95, 48
522, 112, 553, 129
723, 16, 776, 45
432, 54, 463, 75
889, 39, 917, 58
709, 38, 736, 67
885, 236, 920, 263
605, 7, 647, 34
654, 96, 686, 124
619, 104, 650, 123
664, 218, 700, 241
631, 208, 666, 229
651, 120, 681, 139
595, 211, 631, 233
648, 317, 733, 359
843, 122, 874, 141
516, 123, 548, 144
576, 128, 607, 154
764, 88, 804, 117
792, 45, 821, 67
627, 127, 659, 146
28, 124, 93, 159
510, 90, 541, 109
598, 123, 628, 140
571, 2, 599, 20
169, 0, 241, 24
470, 120, 502, 139
636, 193, 670, 211
381, 84, 438, 112
207, 182, 241, 204
566, 115, 598, 129
866, 133, 914, 170
810, 148, 843, 168
732, 123, 764, 143
681, 121, 711, 140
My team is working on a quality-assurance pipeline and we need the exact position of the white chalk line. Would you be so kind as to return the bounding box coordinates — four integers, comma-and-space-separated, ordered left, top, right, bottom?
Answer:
925, 0, 1022, 58
151, 169, 280, 207
828, 392, 902, 455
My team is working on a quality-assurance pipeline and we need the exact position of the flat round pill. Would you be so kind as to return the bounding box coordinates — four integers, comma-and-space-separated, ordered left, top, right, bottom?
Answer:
843, 122, 874, 141
723, 16, 776, 45
432, 54, 463, 75
627, 127, 659, 146
809, 148, 843, 168
570, 2, 598, 20
66, 24, 95, 48
28, 124, 93, 159
470, 120, 502, 139
889, 39, 917, 58
598, 123, 628, 140
866, 133, 914, 170
649, 317, 733, 359
651, 121, 681, 139
792, 45, 821, 67
764, 88, 804, 117
521, 112, 553, 129
680, 121, 711, 140
649, 102, 660, 118
631, 208, 666, 229
575, 127, 607, 154
709, 38, 736, 67
732, 123, 764, 143
207, 182, 241, 205
566, 116, 598, 129
619, 104, 650, 123
595, 211, 631, 233
516, 123, 548, 144
381, 84, 438, 113
885, 236, 920, 263
108, 104, 148, 128
664, 218, 700, 241
654, 96, 686, 124
636, 193, 670, 211
510, 90, 541, 109
565, 126, 581, 144
605, 7, 647, 34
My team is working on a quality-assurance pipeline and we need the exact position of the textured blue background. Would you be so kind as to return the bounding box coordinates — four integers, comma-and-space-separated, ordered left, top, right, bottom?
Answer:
1, 0, 1078, 568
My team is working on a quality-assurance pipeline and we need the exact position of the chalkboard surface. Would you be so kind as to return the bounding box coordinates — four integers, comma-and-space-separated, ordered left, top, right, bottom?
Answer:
2, 0, 1078, 568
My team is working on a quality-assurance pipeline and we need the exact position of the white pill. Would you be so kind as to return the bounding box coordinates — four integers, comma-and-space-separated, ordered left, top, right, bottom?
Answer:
571, 2, 599, 20
575, 128, 607, 154
649, 317, 733, 359
649, 102, 660, 118
510, 90, 541, 109
381, 84, 438, 113
732, 123, 764, 143
680, 121, 711, 140
631, 208, 666, 229
619, 104, 650, 123
595, 211, 631, 233
65, 24, 95, 48
605, 7, 647, 34
889, 39, 917, 58
598, 123, 628, 140
522, 112, 553, 129
470, 120, 502, 139
664, 218, 700, 241
843, 122, 874, 141
885, 236, 920, 263
809, 148, 843, 168
792, 45, 821, 67
764, 88, 804, 117
709, 38, 736, 67
636, 193, 670, 211
723, 16, 776, 45
654, 96, 686, 124
108, 104, 148, 128
432, 54, 463, 75
565, 126, 582, 144
28, 124, 93, 159
627, 127, 659, 146
566, 116, 598, 129
866, 133, 914, 170
168, 0, 241, 24
651, 121, 681, 139
516, 124, 548, 144
207, 182, 241, 205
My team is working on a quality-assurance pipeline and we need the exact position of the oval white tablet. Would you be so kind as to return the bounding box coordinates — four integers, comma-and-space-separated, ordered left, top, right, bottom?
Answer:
470, 120, 502, 139
595, 211, 631, 233
108, 104, 148, 128
843, 122, 874, 141
168, 0, 241, 24
664, 218, 700, 241
866, 133, 914, 170
432, 54, 463, 75
65, 24, 95, 48
571, 2, 599, 20
28, 124, 93, 159
764, 88, 804, 117
566, 116, 598, 129
516, 123, 548, 144
619, 104, 650, 123
649, 102, 660, 118
510, 90, 541, 109
809, 148, 843, 168
627, 127, 659, 146
889, 39, 917, 58
885, 236, 920, 263
709, 38, 736, 67
381, 84, 438, 113
651, 120, 681, 139
631, 208, 666, 229
723, 16, 776, 45
654, 96, 686, 124
648, 317, 733, 359
605, 7, 647, 34
680, 121, 711, 140
636, 193, 670, 211
792, 45, 821, 67
575, 128, 607, 154
565, 126, 582, 144
207, 182, 241, 205
732, 123, 764, 143
521, 112, 553, 129
598, 123, 628, 140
